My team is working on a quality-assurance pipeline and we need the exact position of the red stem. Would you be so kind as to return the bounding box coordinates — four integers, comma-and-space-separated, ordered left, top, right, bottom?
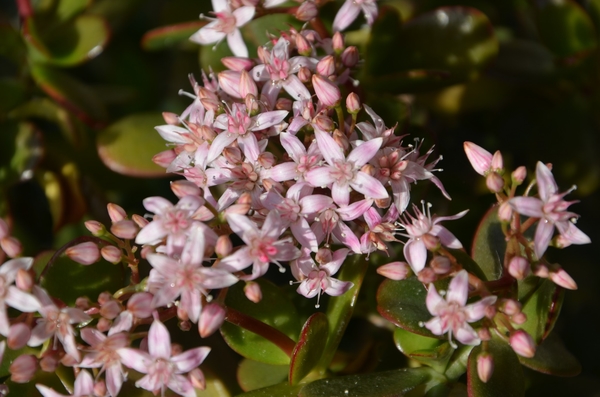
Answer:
16, 0, 33, 19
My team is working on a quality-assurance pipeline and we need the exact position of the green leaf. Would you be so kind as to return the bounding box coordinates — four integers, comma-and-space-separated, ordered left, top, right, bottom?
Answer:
517, 279, 564, 343
237, 381, 304, 397
0, 342, 39, 378
467, 337, 525, 397
0, 79, 27, 114
55, 0, 91, 22
36, 249, 125, 306
298, 367, 434, 397
238, 359, 289, 392
0, 121, 43, 185
377, 277, 439, 339
24, 14, 110, 66
242, 14, 300, 54
96, 113, 170, 177
471, 206, 504, 281
221, 279, 301, 365
142, 21, 207, 51
444, 345, 474, 381
289, 312, 329, 385
0, 22, 26, 64
448, 249, 488, 282
534, 0, 597, 58
518, 332, 581, 376
488, 40, 556, 82
394, 328, 452, 373
30, 63, 107, 124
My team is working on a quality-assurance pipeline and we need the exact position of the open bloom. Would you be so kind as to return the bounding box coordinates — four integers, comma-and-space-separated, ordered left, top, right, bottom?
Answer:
424, 270, 497, 346
333, 0, 378, 32
0, 257, 41, 337
37, 369, 96, 397
509, 161, 590, 258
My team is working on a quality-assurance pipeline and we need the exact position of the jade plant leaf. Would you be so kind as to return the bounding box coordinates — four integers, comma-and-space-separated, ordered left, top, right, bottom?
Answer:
238, 359, 289, 392
221, 279, 301, 365
96, 113, 170, 177
237, 381, 304, 397
471, 206, 504, 281
0, 121, 43, 185
298, 367, 434, 397
534, 0, 597, 59
467, 337, 525, 397
30, 63, 107, 125
0, 79, 27, 114
54, 0, 90, 22
517, 279, 564, 343
393, 327, 453, 373
518, 332, 581, 376
289, 312, 329, 385
142, 21, 207, 51
377, 277, 439, 339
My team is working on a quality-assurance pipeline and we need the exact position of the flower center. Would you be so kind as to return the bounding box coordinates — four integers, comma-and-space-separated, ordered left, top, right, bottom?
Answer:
331, 160, 355, 185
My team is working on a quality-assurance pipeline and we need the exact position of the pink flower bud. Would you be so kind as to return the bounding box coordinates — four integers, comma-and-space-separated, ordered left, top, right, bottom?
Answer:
15, 268, 33, 291
107, 203, 127, 223
464, 142, 492, 176
298, 66, 312, 83
377, 261, 410, 280
512, 166, 527, 185
313, 113, 334, 131
417, 268, 436, 284
486, 172, 504, 193
478, 328, 491, 341
346, 92, 361, 114
257, 45, 269, 64
84, 220, 105, 236
296, 34, 312, 56
101, 245, 122, 264
430, 256, 451, 274
10, 354, 37, 383
477, 352, 494, 383
153, 149, 177, 168
497, 201, 512, 222
316, 248, 333, 265
422, 233, 440, 251
162, 112, 179, 125
276, 98, 293, 111
132, 214, 149, 228
128, 292, 154, 318
39, 355, 58, 373
97, 317, 112, 333
240, 70, 258, 98
491, 150, 503, 170
221, 56, 255, 71
76, 296, 91, 310
171, 180, 201, 198
110, 220, 139, 240
511, 312, 527, 324
508, 256, 530, 280
199, 303, 226, 338
218, 70, 243, 99
333, 128, 349, 151
61, 353, 79, 367
66, 242, 100, 265
244, 281, 262, 303
101, 300, 122, 320
0, 218, 8, 239
141, 245, 153, 259
316, 55, 336, 77
189, 368, 206, 390
94, 380, 107, 397
510, 330, 536, 358
312, 74, 341, 107
332, 31, 345, 53
8, 323, 31, 350
258, 152, 276, 169
549, 268, 577, 290
215, 235, 233, 257
341, 46, 359, 68
0, 236, 22, 257
533, 263, 549, 278
499, 299, 521, 316
295, 1, 318, 21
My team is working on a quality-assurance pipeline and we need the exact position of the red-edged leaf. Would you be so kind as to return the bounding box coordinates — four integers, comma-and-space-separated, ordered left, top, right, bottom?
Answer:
142, 21, 207, 51
289, 312, 328, 385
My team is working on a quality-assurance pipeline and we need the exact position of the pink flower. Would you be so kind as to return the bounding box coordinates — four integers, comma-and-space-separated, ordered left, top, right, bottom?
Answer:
189, 0, 255, 58
263, 132, 322, 182
333, 0, 378, 32
509, 162, 590, 258
37, 369, 95, 397
0, 257, 41, 337
424, 270, 497, 346
118, 319, 211, 397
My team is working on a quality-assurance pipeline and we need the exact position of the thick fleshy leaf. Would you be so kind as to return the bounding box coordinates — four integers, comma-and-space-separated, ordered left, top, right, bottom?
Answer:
377, 277, 440, 339
142, 21, 207, 51
467, 337, 525, 397
289, 312, 328, 385
447, 248, 488, 282
30, 63, 107, 125
0, 78, 27, 114
518, 332, 581, 376
0, 121, 43, 185
0, 23, 26, 64
97, 113, 170, 177
471, 206, 504, 281
517, 279, 564, 343
221, 279, 301, 365
393, 327, 452, 373
35, 249, 124, 306
237, 359, 289, 392
55, 0, 90, 22
24, 14, 110, 66
534, 0, 597, 59
237, 381, 304, 397
298, 367, 434, 397
488, 40, 555, 82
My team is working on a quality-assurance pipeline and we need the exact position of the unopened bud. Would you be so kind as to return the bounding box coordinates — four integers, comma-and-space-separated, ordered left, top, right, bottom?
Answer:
295, 0, 318, 21
75, 296, 92, 310
244, 281, 262, 303
162, 112, 179, 125
316, 55, 336, 77
316, 248, 333, 265
153, 149, 177, 168
346, 92, 361, 114
215, 235, 232, 257
97, 317, 112, 333
245, 94, 260, 115
171, 180, 201, 198
100, 300, 122, 320
341, 46, 359, 68
549, 268, 577, 290
422, 234, 441, 251
478, 328, 491, 341
298, 66, 312, 83
110, 220, 139, 240
189, 367, 207, 390
511, 312, 527, 324
107, 203, 127, 223
132, 214, 149, 229
491, 150, 503, 170
417, 268, 437, 284
484, 304, 496, 319
533, 263, 549, 278
8, 323, 31, 350
240, 70, 258, 98
85, 220, 105, 236
512, 166, 527, 185
141, 245, 153, 259
430, 256, 451, 274
486, 172, 504, 193
66, 242, 100, 265
128, 292, 154, 319
499, 299, 521, 316
101, 245, 122, 264
93, 380, 107, 397
312, 74, 341, 107
39, 355, 58, 373
510, 330, 536, 358
314, 113, 334, 131
464, 142, 492, 176
332, 32, 345, 53
10, 354, 37, 383
221, 56, 254, 71
333, 128, 350, 151
258, 152, 276, 169
377, 261, 410, 280
296, 34, 312, 56
508, 256, 530, 280
0, 219, 8, 239
199, 303, 226, 337
15, 268, 33, 291
177, 305, 189, 322
497, 201, 512, 222
276, 98, 293, 111
477, 352, 494, 383
0, 236, 22, 257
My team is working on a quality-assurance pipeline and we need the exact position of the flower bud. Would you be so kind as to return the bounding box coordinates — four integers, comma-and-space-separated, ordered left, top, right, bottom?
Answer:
199, 303, 226, 337
430, 256, 451, 274
39, 354, 59, 373
549, 268, 577, 290
316, 248, 333, 265
15, 268, 34, 291
97, 317, 112, 333
477, 352, 494, 383
171, 180, 201, 198
0, 236, 22, 258
313, 113, 334, 131
153, 149, 177, 168
341, 46, 359, 68
499, 299, 521, 316
66, 242, 100, 265
107, 203, 127, 223
94, 380, 107, 397
215, 235, 233, 257
510, 330, 536, 358
422, 233, 440, 251
240, 70, 258, 98
417, 268, 436, 284
485, 172, 504, 193
101, 299, 122, 320
508, 256, 530, 280
511, 312, 527, 324
245, 94, 260, 115
8, 323, 31, 350
512, 166, 527, 185
101, 245, 122, 264
497, 201, 512, 222
110, 220, 139, 240
491, 150, 503, 170
76, 296, 92, 310
316, 55, 336, 77
0, 218, 8, 239
312, 74, 341, 107
346, 92, 361, 114
218, 70, 243, 99
478, 327, 491, 341
221, 56, 254, 71
128, 292, 154, 318
276, 98, 293, 111
85, 220, 105, 236
244, 281, 262, 303
377, 261, 410, 280
162, 111, 179, 125
295, 33, 312, 56
189, 368, 206, 390
464, 141, 492, 176
332, 31, 345, 53
298, 66, 312, 83
10, 354, 37, 383
295, 0, 318, 21
533, 263, 549, 278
